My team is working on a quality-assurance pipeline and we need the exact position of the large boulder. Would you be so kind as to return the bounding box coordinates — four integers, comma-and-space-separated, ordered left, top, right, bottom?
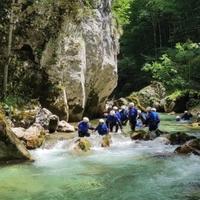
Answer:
3, 1, 119, 121
161, 90, 200, 113
0, 113, 32, 162
35, 108, 59, 133
57, 120, 75, 133
161, 91, 189, 113
167, 132, 196, 145
127, 82, 166, 111
175, 139, 200, 155
35, 108, 53, 129
12, 124, 46, 150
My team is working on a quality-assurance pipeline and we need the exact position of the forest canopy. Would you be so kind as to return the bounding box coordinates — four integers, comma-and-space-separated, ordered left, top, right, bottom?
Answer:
113, 0, 200, 97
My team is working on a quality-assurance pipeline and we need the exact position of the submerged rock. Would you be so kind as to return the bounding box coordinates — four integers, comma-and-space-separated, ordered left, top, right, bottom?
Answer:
153, 137, 170, 145
131, 130, 150, 140
101, 134, 112, 148
0, 113, 32, 162
73, 138, 92, 152
175, 139, 200, 155
57, 120, 75, 133
167, 132, 196, 145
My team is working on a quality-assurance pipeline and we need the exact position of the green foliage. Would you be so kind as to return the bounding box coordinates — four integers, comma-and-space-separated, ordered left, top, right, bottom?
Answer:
143, 41, 200, 90
112, 0, 133, 26
167, 90, 183, 101
143, 54, 185, 89
115, 0, 200, 96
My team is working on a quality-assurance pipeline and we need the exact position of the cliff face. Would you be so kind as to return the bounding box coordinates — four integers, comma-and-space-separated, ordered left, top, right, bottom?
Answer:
1, 0, 119, 121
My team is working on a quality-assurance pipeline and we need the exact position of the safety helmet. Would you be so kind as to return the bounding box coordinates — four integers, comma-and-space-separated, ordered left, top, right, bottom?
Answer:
129, 102, 135, 107
138, 109, 141, 114
110, 110, 115, 116
151, 108, 156, 112
146, 107, 151, 112
83, 117, 89, 123
99, 119, 104, 123
121, 105, 126, 110
113, 106, 118, 110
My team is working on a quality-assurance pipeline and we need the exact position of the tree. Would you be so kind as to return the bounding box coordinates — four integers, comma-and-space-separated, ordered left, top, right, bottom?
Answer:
114, 0, 200, 96
143, 41, 200, 90
3, 0, 15, 98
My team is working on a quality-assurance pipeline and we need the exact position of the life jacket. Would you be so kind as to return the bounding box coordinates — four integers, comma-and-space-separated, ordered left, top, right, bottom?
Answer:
120, 109, 128, 121
115, 111, 122, 121
106, 115, 119, 124
128, 108, 138, 120
78, 121, 89, 133
96, 123, 109, 135
181, 113, 192, 121
149, 111, 160, 124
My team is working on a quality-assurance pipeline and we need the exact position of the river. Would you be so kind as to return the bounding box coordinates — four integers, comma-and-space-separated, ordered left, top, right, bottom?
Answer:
0, 114, 199, 200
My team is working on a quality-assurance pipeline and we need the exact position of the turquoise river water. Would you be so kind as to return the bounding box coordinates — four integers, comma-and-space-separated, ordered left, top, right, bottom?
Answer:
0, 114, 199, 200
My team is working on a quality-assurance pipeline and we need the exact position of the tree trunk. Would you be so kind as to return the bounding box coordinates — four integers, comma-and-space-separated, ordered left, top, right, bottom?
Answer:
158, 21, 162, 48
62, 87, 69, 122
3, 0, 14, 98
151, 14, 157, 58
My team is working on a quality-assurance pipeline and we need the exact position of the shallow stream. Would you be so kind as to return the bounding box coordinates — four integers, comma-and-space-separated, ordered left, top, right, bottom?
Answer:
0, 114, 199, 200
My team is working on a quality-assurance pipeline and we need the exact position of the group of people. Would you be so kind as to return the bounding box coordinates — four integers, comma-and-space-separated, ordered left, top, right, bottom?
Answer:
77, 103, 160, 138
176, 110, 200, 123
176, 110, 193, 121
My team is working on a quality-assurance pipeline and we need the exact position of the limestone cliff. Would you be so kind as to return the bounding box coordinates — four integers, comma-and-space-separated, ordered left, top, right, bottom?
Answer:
0, 0, 119, 121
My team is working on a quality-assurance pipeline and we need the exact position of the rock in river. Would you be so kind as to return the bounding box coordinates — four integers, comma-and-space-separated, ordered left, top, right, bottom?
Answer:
12, 124, 46, 150
57, 120, 75, 133
167, 132, 196, 145
73, 138, 92, 152
0, 113, 32, 162
101, 134, 112, 148
131, 130, 150, 140
175, 139, 200, 155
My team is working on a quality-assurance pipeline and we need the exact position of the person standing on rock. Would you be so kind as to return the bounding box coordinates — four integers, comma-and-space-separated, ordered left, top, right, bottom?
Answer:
78, 117, 94, 137
95, 119, 109, 136
146, 108, 160, 131
128, 103, 138, 131
106, 110, 121, 133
